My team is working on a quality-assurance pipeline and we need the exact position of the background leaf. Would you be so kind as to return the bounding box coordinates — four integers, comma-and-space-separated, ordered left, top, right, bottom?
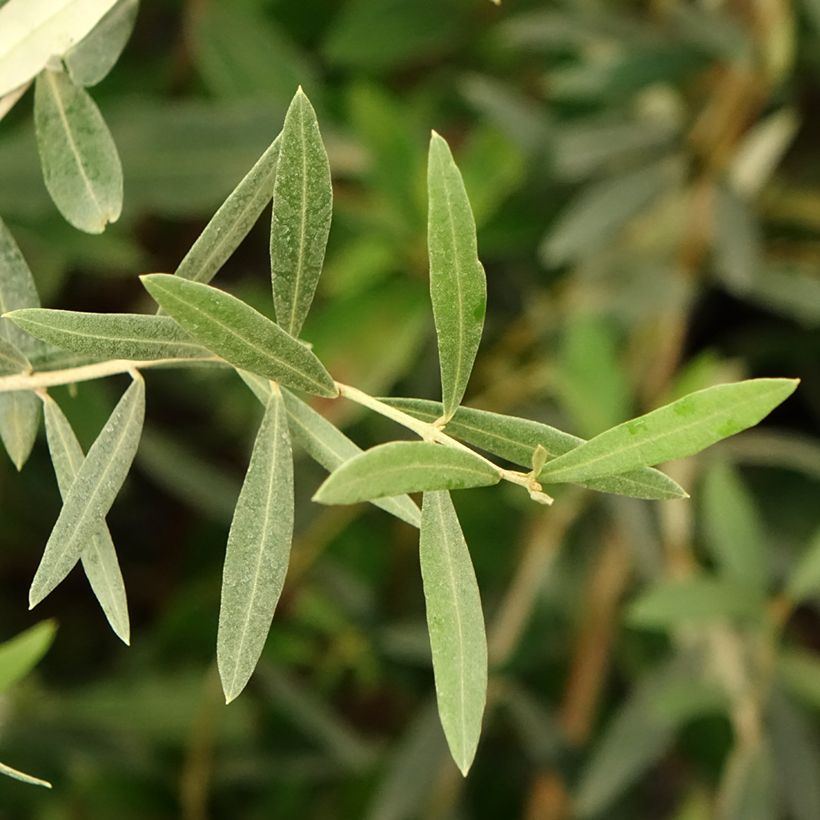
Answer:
0, 620, 56, 692
419, 491, 487, 776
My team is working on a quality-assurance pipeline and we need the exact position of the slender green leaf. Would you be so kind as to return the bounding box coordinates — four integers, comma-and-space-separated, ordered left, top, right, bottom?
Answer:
270, 88, 332, 338
420, 491, 487, 776
63, 0, 138, 87
0, 620, 56, 692
313, 441, 500, 506
140, 274, 337, 396
0, 335, 29, 375
786, 526, 820, 603
701, 461, 768, 595
427, 131, 486, 421
43, 395, 129, 643
34, 69, 123, 233
539, 379, 799, 484
0, 219, 41, 470
7, 309, 211, 361
176, 134, 281, 285
0, 0, 119, 96
218, 386, 293, 703
29, 376, 145, 608
239, 372, 420, 527
627, 576, 760, 629
0, 760, 51, 789
382, 397, 686, 500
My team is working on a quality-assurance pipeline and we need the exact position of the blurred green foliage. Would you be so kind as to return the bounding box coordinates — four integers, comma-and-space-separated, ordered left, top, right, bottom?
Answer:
0, 0, 819, 817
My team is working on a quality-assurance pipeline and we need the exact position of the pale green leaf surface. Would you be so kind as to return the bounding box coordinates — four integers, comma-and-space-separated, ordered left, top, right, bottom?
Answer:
271, 89, 332, 338
176, 134, 280, 285
34, 69, 123, 233
701, 461, 768, 594
0, 0, 118, 96
420, 491, 487, 776
7, 309, 211, 362
239, 372, 420, 527
43, 395, 129, 643
778, 648, 820, 712
0, 760, 51, 789
627, 576, 760, 629
218, 387, 293, 703
539, 379, 799, 484
0, 620, 56, 692
786, 526, 820, 603
0, 335, 29, 375
382, 397, 686, 500
427, 132, 486, 420
0, 219, 41, 469
313, 441, 500, 506
29, 376, 145, 608
716, 741, 777, 820
63, 0, 138, 87
140, 274, 336, 396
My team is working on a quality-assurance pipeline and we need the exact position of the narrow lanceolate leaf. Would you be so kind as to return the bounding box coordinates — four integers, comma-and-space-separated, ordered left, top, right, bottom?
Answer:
177, 134, 281, 285
0, 0, 118, 96
140, 274, 337, 397
786, 526, 820, 604
7, 309, 211, 362
420, 491, 487, 776
0, 219, 41, 470
43, 395, 129, 643
63, 0, 139, 87
239, 372, 420, 527
0, 620, 56, 692
0, 336, 29, 375
29, 376, 144, 608
539, 379, 799, 485
313, 441, 500, 506
270, 88, 332, 337
0, 760, 51, 789
427, 132, 487, 421
384, 397, 687, 500
218, 386, 293, 703
34, 69, 123, 233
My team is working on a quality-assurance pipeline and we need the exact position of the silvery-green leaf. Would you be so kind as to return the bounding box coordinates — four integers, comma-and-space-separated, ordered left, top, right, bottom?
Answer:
140, 274, 336, 397
0, 336, 29, 375
427, 131, 486, 421
786, 526, 820, 603
270, 88, 332, 338
701, 461, 768, 595
176, 134, 281, 285
0, 0, 119, 96
627, 576, 760, 629
539, 379, 799, 485
29, 376, 144, 608
7, 309, 211, 361
383, 397, 687, 500
0, 760, 51, 789
43, 394, 129, 644
420, 491, 487, 776
218, 386, 293, 703
34, 69, 123, 233
0, 219, 41, 469
313, 441, 500, 506
63, 0, 138, 87
239, 372, 420, 527
0, 620, 56, 692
